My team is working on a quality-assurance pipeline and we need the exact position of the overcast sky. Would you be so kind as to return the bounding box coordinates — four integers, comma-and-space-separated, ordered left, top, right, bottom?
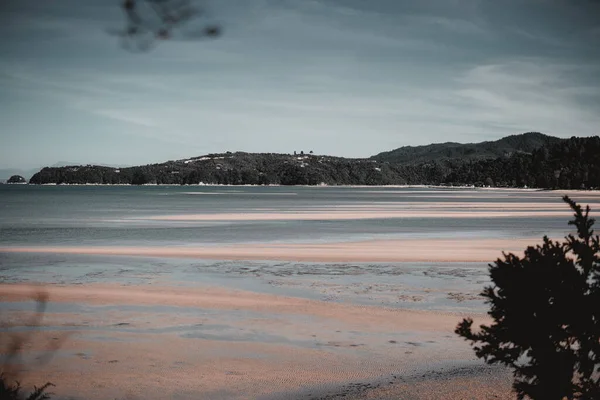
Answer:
1, 0, 599, 169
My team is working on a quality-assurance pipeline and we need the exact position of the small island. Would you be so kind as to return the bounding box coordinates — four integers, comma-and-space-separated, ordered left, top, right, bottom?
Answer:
7, 175, 27, 184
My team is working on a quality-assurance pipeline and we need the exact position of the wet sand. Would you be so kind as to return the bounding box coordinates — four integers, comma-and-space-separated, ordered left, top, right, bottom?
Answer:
0, 283, 469, 330
130, 199, 600, 222
0, 283, 510, 400
0, 237, 553, 263
140, 209, 576, 221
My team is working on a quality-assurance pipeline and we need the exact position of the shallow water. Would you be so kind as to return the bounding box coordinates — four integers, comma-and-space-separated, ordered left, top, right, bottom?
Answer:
0, 186, 594, 399
0, 186, 593, 312
0, 185, 580, 246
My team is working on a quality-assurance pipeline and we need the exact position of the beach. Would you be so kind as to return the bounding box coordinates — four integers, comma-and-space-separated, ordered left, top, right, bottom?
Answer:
0, 282, 512, 399
2, 186, 597, 399
0, 237, 555, 262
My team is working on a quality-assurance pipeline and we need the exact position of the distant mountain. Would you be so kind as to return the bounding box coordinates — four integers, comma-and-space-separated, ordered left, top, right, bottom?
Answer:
27, 133, 600, 189
371, 132, 564, 165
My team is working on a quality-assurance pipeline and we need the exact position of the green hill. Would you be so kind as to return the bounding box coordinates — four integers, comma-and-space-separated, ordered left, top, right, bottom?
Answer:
28, 133, 600, 189
371, 132, 564, 164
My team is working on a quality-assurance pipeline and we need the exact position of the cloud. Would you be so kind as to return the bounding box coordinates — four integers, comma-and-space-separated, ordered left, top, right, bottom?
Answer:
90, 109, 157, 128
453, 59, 600, 136
0, 0, 599, 167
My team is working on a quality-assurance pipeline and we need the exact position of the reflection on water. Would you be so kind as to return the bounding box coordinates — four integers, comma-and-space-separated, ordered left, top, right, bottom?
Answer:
0, 186, 580, 246
0, 186, 591, 313
1, 186, 565, 400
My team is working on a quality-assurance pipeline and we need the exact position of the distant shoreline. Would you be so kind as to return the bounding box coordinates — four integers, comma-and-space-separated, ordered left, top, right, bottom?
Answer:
4, 183, 600, 193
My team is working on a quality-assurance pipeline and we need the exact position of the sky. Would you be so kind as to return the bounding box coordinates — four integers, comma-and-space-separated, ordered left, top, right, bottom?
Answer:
0, 0, 599, 169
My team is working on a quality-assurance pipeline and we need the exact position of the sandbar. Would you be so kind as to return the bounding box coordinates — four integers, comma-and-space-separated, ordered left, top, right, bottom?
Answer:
138, 210, 575, 221
0, 237, 553, 263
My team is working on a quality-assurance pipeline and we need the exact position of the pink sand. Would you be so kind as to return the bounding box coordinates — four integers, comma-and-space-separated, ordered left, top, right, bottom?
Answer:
0, 237, 548, 262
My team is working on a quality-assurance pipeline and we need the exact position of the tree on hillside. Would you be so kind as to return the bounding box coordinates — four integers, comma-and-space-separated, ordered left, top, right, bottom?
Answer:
456, 196, 600, 399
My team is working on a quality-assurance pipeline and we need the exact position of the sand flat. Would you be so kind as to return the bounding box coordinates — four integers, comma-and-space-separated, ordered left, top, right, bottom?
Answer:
0, 282, 497, 400
127, 199, 600, 222
0, 237, 551, 262
138, 210, 574, 221
0, 283, 473, 330
4, 330, 494, 400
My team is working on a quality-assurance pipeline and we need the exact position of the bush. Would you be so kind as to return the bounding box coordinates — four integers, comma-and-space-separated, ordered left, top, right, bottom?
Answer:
456, 196, 600, 399
0, 376, 54, 400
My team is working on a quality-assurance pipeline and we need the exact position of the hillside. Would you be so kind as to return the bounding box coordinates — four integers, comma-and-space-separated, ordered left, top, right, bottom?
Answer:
29, 153, 411, 186
28, 133, 600, 189
0, 162, 129, 182
371, 132, 563, 164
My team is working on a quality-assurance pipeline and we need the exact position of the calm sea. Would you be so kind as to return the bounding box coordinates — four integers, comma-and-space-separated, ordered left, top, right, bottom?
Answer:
0, 185, 572, 247
0, 185, 588, 310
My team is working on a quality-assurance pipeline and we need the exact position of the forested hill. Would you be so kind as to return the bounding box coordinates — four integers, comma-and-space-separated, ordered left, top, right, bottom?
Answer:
29, 134, 600, 189
371, 132, 563, 164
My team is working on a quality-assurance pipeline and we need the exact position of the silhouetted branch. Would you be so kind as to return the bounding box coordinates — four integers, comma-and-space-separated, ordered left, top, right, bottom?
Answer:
456, 197, 600, 400
117, 0, 222, 51
0, 288, 64, 400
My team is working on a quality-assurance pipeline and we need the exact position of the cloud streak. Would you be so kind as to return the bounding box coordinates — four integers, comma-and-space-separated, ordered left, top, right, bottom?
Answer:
0, 0, 599, 168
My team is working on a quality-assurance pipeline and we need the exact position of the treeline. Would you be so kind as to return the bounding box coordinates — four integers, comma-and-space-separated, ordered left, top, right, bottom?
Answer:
444, 136, 600, 188
371, 131, 563, 165
28, 153, 409, 186
29, 136, 600, 189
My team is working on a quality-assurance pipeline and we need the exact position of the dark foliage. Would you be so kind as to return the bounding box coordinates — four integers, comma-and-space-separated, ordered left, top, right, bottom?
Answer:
28, 154, 408, 186
456, 196, 600, 399
28, 135, 600, 188
0, 377, 54, 400
445, 136, 600, 189
371, 132, 562, 165
117, 0, 221, 51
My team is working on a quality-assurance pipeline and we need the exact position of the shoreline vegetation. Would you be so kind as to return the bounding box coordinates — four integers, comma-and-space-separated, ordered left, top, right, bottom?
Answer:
18, 133, 600, 189
6, 184, 600, 193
